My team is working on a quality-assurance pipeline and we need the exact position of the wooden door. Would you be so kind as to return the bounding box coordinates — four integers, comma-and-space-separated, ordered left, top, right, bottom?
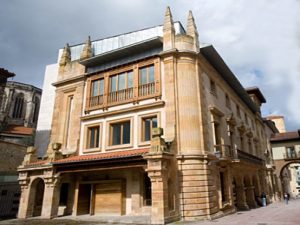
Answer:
77, 184, 91, 215
94, 180, 124, 215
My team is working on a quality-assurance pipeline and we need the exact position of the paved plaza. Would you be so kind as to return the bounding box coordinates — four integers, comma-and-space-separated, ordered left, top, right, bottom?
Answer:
0, 199, 299, 225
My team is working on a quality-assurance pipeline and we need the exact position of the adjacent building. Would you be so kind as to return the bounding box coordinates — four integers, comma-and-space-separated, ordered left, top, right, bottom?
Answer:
270, 129, 300, 198
0, 69, 42, 218
18, 8, 277, 224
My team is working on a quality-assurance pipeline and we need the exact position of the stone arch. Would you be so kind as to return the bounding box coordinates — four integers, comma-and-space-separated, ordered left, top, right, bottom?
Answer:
279, 161, 300, 196
27, 177, 45, 217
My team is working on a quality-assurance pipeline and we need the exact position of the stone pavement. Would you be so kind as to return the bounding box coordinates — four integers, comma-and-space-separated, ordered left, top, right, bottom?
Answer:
0, 199, 299, 225
171, 198, 300, 225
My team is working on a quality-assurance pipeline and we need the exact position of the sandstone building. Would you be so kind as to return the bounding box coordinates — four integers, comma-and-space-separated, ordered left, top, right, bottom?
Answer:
270, 128, 300, 198
18, 8, 277, 224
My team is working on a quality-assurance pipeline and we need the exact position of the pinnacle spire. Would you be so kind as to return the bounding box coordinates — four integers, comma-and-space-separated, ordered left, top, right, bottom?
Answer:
163, 7, 175, 50
80, 36, 93, 60
186, 10, 199, 51
59, 43, 71, 66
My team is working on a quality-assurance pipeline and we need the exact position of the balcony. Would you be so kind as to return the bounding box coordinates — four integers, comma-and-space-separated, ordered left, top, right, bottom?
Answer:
87, 81, 159, 111
214, 144, 236, 160
108, 87, 134, 103
283, 151, 300, 161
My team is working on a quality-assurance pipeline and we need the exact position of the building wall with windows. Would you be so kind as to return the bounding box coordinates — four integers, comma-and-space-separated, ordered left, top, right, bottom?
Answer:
17, 8, 277, 224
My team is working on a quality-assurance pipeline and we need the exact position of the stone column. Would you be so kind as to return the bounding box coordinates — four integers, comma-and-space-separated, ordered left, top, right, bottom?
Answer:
41, 171, 60, 218
145, 153, 171, 225
17, 171, 30, 218
245, 186, 257, 208
235, 176, 249, 210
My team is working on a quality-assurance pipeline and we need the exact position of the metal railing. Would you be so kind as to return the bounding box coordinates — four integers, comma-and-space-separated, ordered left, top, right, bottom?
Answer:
108, 87, 134, 103
283, 151, 300, 160
214, 144, 235, 159
138, 82, 155, 96
89, 95, 104, 107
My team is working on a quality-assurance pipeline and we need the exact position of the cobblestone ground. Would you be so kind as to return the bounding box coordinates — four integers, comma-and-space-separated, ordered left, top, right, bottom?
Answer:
1, 199, 299, 225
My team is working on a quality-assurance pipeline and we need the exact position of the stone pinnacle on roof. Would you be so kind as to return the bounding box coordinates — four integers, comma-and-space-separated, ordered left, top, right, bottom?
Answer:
59, 43, 71, 66
186, 10, 199, 51
80, 36, 93, 60
163, 6, 175, 51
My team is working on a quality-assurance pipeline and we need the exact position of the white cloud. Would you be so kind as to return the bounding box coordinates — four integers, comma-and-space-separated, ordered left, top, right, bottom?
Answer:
0, 0, 299, 130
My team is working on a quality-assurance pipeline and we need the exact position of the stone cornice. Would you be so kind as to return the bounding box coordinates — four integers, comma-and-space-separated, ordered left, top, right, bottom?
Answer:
81, 101, 165, 120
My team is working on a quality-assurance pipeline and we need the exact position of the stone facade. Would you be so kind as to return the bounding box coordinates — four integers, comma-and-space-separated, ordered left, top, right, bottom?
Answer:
18, 8, 277, 224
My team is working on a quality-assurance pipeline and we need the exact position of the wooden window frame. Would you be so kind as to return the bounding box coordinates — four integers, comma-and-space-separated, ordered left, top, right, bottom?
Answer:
85, 57, 161, 112
106, 117, 133, 150
83, 122, 102, 153
138, 113, 160, 146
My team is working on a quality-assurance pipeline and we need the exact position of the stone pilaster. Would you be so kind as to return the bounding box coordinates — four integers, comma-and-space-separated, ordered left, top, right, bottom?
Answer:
245, 186, 257, 208
144, 127, 173, 224
41, 171, 60, 218
145, 153, 172, 224
235, 176, 249, 210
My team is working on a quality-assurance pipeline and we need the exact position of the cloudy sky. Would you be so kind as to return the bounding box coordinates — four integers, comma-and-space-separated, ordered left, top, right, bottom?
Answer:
0, 0, 299, 130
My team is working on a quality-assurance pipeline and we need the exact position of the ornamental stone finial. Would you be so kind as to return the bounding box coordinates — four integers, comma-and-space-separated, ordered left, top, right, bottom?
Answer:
59, 43, 71, 66
80, 36, 93, 60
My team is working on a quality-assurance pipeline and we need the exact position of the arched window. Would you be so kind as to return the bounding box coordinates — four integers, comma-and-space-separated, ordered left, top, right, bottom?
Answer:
12, 93, 25, 119
32, 96, 40, 123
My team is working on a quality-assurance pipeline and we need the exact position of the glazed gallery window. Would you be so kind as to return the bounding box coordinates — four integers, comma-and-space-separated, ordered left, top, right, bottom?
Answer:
110, 71, 133, 92
139, 64, 155, 96
87, 125, 100, 149
110, 121, 131, 145
90, 79, 104, 107
92, 79, 104, 96
139, 65, 154, 85
142, 116, 157, 142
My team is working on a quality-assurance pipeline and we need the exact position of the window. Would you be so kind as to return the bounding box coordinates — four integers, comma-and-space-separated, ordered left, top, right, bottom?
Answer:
225, 94, 231, 109
109, 71, 134, 102
86, 125, 100, 149
139, 64, 155, 96
210, 79, 217, 96
12, 93, 25, 119
245, 113, 248, 125
236, 104, 241, 118
92, 78, 104, 97
59, 183, 69, 206
32, 96, 40, 123
110, 120, 131, 145
90, 78, 104, 107
142, 116, 158, 142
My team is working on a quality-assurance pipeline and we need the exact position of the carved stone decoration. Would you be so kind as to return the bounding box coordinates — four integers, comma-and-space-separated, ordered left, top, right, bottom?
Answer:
80, 36, 93, 60
59, 43, 71, 66
150, 127, 168, 153
47, 143, 63, 162
22, 146, 38, 166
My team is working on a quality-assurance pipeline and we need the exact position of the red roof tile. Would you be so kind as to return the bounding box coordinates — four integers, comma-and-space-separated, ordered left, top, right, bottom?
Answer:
53, 148, 150, 164
271, 131, 300, 142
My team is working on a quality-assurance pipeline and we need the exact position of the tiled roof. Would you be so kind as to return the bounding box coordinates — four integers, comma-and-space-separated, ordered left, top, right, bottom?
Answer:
271, 131, 300, 142
2, 126, 34, 135
53, 148, 150, 165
